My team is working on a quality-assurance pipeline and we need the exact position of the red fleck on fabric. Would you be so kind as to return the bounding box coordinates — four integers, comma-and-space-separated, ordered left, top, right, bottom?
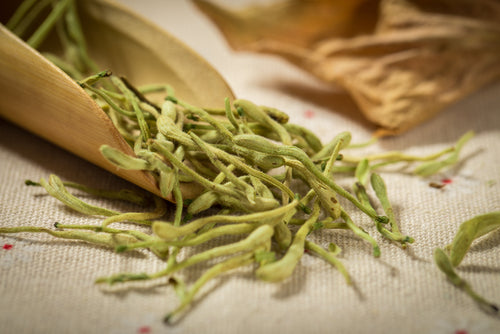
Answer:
304, 110, 315, 119
442, 178, 453, 184
2, 244, 13, 250
137, 326, 151, 334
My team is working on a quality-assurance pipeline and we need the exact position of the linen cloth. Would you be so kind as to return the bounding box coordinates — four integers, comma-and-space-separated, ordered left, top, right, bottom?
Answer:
1, 1, 499, 333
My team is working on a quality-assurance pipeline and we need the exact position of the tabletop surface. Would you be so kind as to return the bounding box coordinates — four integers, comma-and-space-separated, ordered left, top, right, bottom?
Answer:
1, 1, 499, 334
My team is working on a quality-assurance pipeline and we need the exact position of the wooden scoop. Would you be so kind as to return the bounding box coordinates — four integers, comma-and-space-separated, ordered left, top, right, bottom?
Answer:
0, 0, 234, 199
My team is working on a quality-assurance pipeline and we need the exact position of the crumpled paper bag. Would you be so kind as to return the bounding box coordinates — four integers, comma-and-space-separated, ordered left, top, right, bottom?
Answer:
194, 0, 500, 135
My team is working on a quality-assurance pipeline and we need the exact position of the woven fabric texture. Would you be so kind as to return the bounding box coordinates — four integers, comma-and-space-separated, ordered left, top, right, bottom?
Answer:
1, 1, 499, 333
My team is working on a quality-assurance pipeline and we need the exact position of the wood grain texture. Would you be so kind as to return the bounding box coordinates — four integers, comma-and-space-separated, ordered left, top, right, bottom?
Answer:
0, 0, 235, 199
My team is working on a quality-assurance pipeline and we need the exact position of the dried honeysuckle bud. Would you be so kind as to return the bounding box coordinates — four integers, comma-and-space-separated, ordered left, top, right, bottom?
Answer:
194, 0, 500, 135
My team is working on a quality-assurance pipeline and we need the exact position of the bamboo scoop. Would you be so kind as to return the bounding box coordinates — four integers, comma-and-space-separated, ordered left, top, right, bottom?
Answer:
0, 0, 235, 199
